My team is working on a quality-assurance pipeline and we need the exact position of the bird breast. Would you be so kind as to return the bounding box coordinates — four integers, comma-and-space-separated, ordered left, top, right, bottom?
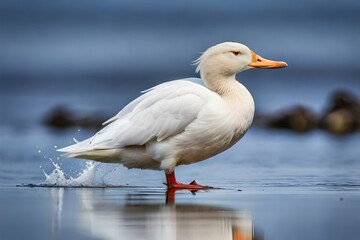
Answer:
170, 82, 255, 166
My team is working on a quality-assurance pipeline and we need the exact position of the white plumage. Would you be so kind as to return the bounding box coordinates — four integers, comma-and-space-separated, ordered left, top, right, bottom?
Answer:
58, 42, 287, 187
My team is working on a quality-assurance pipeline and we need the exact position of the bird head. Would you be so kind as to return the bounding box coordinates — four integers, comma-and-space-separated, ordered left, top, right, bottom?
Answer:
195, 42, 287, 77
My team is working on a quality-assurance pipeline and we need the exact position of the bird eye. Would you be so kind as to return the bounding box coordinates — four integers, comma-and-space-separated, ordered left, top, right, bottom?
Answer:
231, 51, 240, 56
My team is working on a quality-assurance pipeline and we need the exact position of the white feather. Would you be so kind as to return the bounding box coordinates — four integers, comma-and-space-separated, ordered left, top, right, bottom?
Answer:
58, 42, 259, 173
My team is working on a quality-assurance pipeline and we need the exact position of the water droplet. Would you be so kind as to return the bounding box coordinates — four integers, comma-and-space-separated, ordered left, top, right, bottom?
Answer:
77, 129, 81, 132
54, 145, 57, 149
38, 150, 41, 153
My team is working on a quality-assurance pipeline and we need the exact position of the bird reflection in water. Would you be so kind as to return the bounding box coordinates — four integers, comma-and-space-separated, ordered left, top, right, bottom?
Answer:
71, 188, 261, 240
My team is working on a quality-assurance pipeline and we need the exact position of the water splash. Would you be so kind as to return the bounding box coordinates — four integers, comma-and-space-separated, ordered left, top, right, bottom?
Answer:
42, 160, 101, 187
21, 143, 159, 188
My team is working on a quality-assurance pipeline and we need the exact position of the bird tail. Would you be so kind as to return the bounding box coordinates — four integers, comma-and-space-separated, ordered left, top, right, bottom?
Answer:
57, 137, 93, 156
57, 138, 122, 163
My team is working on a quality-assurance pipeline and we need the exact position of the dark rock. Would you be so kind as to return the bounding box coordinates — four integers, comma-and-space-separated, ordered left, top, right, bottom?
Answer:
319, 90, 360, 134
257, 106, 316, 132
44, 106, 108, 130
327, 90, 359, 111
44, 107, 75, 128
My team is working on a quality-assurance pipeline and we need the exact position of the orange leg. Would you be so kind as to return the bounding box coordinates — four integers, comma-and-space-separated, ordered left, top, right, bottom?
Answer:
166, 189, 176, 203
165, 171, 213, 190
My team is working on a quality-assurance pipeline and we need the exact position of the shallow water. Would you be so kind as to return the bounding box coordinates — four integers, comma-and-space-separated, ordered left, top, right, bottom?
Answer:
1, 186, 359, 240
1, 125, 360, 191
1, 126, 360, 240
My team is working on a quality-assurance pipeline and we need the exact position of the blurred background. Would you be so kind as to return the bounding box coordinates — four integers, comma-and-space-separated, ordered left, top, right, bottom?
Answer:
0, 0, 359, 187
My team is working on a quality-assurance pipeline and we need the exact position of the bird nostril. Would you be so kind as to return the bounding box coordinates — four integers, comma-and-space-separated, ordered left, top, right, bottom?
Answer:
257, 59, 262, 62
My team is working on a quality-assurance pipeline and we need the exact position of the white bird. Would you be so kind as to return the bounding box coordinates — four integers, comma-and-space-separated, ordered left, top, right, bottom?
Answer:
58, 42, 287, 189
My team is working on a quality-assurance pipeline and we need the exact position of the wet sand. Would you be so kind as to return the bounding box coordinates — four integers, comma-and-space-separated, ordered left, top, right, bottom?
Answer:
0, 186, 359, 240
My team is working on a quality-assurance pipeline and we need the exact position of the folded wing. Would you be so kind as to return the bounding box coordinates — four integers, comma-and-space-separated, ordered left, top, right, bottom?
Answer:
58, 79, 214, 154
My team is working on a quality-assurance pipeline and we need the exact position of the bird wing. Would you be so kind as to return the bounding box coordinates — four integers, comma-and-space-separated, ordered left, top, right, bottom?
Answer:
84, 78, 215, 149
102, 78, 205, 125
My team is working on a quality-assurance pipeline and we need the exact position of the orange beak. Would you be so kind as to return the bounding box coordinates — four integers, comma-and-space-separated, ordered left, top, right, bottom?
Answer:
248, 50, 288, 69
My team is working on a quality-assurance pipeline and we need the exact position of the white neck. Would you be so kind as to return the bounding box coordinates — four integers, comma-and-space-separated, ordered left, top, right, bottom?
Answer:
200, 68, 255, 127
201, 68, 241, 97
200, 67, 237, 92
